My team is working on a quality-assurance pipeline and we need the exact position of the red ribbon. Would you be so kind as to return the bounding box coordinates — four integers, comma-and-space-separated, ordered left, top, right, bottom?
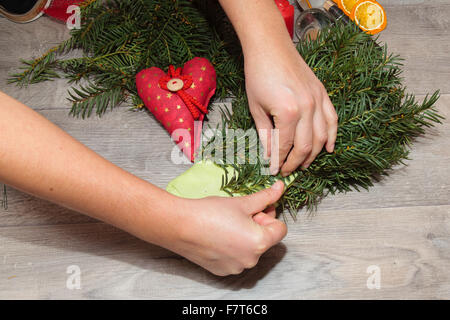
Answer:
158, 65, 208, 120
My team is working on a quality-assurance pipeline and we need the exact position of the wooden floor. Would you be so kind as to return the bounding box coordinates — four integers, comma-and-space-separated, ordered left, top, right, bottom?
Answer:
1, 1, 449, 299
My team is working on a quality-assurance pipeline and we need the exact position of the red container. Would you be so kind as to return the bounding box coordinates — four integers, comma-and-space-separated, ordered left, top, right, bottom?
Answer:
275, 0, 295, 39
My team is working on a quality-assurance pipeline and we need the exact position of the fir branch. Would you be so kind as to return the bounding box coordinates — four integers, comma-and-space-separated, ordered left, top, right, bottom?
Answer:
8, 37, 77, 86
68, 83, 123, 118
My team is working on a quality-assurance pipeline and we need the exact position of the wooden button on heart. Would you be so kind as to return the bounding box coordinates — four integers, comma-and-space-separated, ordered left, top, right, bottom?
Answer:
167, 78, 184, 92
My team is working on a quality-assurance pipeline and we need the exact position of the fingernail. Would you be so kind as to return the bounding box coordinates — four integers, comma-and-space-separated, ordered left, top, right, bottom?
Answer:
281, 171, 290, 177
302, 164, 310, 169
330, 143, 335, 152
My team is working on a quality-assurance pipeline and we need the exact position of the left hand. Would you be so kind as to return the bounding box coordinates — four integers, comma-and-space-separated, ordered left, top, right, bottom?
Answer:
161, 181, 287, 276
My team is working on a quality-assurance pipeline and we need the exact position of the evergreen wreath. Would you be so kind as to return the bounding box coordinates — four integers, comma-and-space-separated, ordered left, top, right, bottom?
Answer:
9, 0, 442, 217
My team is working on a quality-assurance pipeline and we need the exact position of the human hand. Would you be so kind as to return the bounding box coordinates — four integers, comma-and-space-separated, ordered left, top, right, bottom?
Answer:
167, 181, 287, 276
244, 41, 338, 176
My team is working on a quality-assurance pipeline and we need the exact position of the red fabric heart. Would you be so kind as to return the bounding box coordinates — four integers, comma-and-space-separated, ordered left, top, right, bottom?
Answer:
136, 57, 216, 161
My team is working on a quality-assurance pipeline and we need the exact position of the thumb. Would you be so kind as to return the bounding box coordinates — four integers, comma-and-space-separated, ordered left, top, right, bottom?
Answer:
240, 180, 284, 214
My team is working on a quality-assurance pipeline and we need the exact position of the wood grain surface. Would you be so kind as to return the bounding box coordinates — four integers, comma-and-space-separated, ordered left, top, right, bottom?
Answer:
0, 1, 449, 299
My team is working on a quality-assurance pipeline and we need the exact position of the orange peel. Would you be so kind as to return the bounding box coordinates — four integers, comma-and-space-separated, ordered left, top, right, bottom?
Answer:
351, 0, 387, 35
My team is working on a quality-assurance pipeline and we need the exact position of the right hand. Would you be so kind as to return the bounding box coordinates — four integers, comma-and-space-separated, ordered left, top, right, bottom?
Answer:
244, 40, 338, 176
169, 181, 287, 276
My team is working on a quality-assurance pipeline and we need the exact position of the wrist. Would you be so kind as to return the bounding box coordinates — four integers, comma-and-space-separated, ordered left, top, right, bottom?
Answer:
131, 186, 189, 249
241, 18, 293, 54
219, 0, 292, 56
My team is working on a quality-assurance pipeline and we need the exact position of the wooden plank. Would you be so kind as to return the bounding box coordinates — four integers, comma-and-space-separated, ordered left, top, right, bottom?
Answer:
379, 3, 450, 95
0, 205, 449, 299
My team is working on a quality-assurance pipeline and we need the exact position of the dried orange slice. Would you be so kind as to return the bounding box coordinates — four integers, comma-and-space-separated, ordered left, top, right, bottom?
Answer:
335, 0, 359, 16
351, 0, 387, 35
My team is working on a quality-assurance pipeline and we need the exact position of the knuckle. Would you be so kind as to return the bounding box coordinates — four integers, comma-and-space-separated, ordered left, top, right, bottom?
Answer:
317, 132, 328, 144
250, 232, 265, 247
313, 88, 324, 99
296, 143, 312, 155
231, 267, 245, 275
261, 188, 273, 199
244, 257, 259, 269
256, 189, 272, 204
279, 133, 294, 145
283, 104, 300, 118
302, 143, 313, 153
213, 271, 228, 277
260, 188, 272, 199
209, 266, 229, 277
279, 144, 293, 156
329, 111, 338, 124
256, 242, 268, 254
248, 232, 266, 253
253, 234, 268, 253
301, 97, 315, 111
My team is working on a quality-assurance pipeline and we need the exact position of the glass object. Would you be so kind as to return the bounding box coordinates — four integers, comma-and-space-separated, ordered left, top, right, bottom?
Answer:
295, 8, 334, 41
